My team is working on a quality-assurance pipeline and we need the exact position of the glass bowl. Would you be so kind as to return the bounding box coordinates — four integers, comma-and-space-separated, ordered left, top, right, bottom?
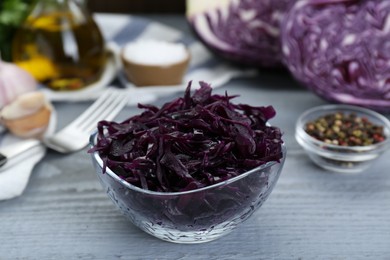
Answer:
89, 132, 286, 244
295, 104, 390, 173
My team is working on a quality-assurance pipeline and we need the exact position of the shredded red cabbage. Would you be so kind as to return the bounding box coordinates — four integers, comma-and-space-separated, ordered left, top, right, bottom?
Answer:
90, 81, 283, 192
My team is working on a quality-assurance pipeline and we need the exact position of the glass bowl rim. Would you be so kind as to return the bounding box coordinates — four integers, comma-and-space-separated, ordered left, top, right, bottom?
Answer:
295, 104, 390, 153
89, 131, 286, 196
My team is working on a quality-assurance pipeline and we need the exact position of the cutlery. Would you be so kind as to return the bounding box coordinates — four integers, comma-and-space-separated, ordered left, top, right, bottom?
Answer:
0, 88, 128, 169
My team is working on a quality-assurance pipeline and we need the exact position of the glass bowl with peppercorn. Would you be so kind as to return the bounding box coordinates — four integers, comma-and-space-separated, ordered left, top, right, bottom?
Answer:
295, 104, 390, 173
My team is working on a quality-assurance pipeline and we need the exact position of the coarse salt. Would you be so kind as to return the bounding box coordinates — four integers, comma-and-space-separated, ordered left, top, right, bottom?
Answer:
122, 40, 189, 66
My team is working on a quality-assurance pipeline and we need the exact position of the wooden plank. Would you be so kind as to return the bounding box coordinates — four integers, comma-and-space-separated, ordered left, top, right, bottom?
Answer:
1, 14, 390, 260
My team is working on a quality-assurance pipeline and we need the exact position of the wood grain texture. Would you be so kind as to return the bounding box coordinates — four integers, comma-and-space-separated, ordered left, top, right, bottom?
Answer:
1, 15, 390, 260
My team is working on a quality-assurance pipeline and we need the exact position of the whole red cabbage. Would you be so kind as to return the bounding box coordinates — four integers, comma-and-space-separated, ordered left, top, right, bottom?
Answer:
282, 0, 390, 111
187, 0, 296, 67
90, 81, 284, 192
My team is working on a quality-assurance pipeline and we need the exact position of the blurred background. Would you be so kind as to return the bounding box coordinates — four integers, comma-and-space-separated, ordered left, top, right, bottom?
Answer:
0, 0, 185, 61
87, 0, 185, 13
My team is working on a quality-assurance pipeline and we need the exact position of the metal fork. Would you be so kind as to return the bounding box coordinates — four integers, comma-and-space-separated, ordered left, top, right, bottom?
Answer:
0, 88, 128, 167
43, 89, 128, 153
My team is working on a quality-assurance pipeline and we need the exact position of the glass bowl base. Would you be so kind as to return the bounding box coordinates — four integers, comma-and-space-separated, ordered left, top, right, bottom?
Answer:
139, 221, 237, 244
308, 153, 373, 173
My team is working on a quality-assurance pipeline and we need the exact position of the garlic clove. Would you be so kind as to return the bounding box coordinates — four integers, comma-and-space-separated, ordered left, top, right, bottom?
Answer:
0, 61, 37, 109
0, 92, 53, 138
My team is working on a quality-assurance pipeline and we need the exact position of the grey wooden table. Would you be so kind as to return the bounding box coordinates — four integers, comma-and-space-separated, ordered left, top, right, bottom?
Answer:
1, 14, 390, 260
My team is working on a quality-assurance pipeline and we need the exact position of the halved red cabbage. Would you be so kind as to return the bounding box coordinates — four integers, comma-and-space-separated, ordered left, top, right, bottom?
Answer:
187, 0, 296, 67
282, 0, 390, 111
90, 81, 284, 192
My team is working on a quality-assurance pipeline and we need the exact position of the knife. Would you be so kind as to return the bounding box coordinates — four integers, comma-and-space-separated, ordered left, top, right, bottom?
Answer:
0, 139, 41, 168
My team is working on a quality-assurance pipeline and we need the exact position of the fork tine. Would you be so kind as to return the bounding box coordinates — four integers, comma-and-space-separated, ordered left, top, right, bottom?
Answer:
78, 90, 128, 133
69, 89, 117, 127
74, 90, 119, 128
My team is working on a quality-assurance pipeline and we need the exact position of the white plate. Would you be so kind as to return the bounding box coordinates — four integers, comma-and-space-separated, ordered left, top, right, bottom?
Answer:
112, 41, 257, 99
40, 39, 256, 104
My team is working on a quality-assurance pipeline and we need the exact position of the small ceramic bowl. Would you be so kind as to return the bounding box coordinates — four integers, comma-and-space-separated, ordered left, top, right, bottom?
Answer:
120, 40, 190, 87
295, 104, 390, 173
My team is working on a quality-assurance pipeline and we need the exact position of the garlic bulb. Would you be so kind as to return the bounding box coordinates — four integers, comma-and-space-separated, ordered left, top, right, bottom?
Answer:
0, 60, 37, 109
0, 91, 52, 138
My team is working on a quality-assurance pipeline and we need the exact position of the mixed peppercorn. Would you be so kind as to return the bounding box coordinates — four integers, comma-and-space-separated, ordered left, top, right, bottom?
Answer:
305, 112, 386, 146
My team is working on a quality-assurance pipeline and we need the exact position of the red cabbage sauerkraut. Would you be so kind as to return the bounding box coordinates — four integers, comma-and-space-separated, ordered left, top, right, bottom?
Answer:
282, 0, 390, 111
90, 81, 284, 192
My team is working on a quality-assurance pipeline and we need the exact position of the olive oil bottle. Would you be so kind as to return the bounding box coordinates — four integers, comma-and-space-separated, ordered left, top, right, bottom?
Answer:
12, 0, 107, 91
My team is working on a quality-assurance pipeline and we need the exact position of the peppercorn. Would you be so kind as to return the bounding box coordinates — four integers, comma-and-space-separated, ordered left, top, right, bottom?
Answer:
304, 112, 386, 146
